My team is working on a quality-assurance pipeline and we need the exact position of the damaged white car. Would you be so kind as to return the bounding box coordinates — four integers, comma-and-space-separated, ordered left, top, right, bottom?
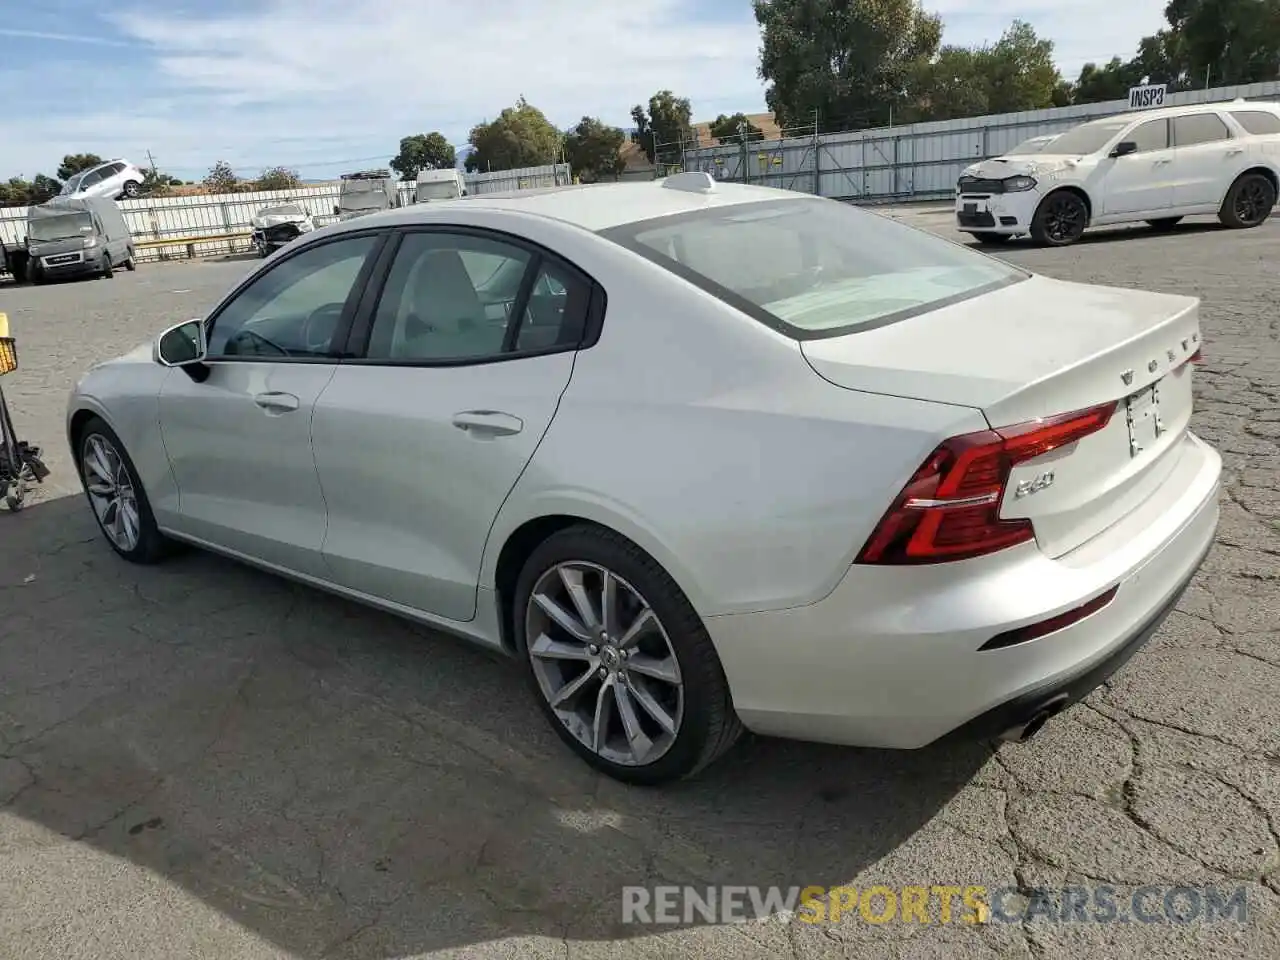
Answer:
955, 100, 1280, 247
250, 203, 316, 258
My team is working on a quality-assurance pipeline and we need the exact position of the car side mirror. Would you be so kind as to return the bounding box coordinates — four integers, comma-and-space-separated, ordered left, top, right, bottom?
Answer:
156, 319, 208, 373
1110, 141, 1138, 158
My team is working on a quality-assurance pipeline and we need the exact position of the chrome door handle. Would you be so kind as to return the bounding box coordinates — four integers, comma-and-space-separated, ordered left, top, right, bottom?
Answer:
253, 391, 300, 414
452, 410, 524, 437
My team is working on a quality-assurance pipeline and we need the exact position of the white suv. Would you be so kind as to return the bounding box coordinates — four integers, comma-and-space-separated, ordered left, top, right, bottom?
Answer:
955, 100, 1280, 246
58, 160, 147, 202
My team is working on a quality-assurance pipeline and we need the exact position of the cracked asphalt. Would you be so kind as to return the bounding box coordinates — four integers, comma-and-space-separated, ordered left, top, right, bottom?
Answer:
0, 212, 1277, 959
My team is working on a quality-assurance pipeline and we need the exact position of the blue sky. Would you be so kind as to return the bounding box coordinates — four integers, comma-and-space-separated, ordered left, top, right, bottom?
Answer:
3, 0, 1170, 182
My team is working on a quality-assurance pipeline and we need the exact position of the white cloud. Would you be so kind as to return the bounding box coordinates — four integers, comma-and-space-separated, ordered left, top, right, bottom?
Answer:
6, 0, 1170, 180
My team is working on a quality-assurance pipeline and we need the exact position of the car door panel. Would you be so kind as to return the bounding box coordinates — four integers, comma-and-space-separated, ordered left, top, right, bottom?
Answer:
1101, 119, 1174, 216
313, 355, 575, 620
159, 362, 339, 576
1171, 112, 1239, 209
313, 228, 594, 622
157, 232, 383, 577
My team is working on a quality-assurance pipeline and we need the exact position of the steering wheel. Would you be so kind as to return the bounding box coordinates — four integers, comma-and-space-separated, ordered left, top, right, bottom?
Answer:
302, 302, 344, 353
231, 328, 290, 357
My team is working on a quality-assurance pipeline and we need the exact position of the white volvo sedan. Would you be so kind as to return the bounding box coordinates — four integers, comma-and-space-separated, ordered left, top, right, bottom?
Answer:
956, 100, 1280, 245
67, 175, 1221, 784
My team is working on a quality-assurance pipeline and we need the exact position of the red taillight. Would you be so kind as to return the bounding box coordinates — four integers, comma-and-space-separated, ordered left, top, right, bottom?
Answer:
856, 402, 1117, 565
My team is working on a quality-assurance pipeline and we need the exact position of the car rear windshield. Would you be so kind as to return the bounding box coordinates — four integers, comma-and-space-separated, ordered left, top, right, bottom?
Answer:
600, 198, 1025, 339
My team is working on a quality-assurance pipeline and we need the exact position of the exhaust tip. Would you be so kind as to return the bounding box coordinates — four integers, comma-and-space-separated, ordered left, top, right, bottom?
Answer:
997, 696, 1070, 743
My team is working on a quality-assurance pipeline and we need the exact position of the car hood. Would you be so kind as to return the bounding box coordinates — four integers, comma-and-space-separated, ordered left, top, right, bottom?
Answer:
252, 212, 311, 229
960, 154, 1084, 179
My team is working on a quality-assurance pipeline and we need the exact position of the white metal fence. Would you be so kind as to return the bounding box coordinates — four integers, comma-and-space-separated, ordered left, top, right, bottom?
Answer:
0, 163, 572, 264
675, 81, 1280, 202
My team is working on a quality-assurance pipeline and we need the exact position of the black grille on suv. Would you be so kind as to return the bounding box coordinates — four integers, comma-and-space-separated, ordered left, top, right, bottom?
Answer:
957, 176, 1005, 195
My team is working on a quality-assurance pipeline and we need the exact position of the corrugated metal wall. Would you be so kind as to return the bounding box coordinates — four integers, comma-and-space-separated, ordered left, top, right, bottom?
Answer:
680, 80, 1280, 202
0, 163, 572, 262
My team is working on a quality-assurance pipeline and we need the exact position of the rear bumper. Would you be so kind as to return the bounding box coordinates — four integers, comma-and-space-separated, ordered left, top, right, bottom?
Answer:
705, 431, 1221, 749
955, 190, 1042, 235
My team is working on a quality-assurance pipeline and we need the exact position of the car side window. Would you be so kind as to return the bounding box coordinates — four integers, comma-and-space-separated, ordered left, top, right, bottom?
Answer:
1229, 110, 1280, 136
206, 235, 379, 360
1127, 119, 1169, 153
1173, 113, 1231, 147
366, 232, 531, 361
516, 260, 593, 352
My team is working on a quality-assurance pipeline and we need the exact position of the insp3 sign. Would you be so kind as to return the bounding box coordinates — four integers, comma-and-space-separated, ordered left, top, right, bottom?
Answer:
1128, 84, 1167, 109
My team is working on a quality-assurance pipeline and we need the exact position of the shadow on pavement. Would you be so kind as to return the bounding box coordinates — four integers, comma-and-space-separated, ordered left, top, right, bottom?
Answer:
0, 495, 991, 957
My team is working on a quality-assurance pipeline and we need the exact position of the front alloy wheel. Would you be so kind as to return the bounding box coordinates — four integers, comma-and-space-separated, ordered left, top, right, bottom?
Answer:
83, 433, 141, 553
77, 417, 172, 564
527, 561, 684, 767
1031, 191, 1088, 246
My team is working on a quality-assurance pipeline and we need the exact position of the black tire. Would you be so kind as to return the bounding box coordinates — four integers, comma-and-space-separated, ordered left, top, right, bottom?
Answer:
1218, 173, 1276, 229
101, 256, 113, 279
970, 232, 1012, 244
1146, 217, 1183, 230
122, 180, 141, 199
1030, 190, 1089, 247
124, 247, 137, 271
75, 416, 173, 564
513, 524, 743, 785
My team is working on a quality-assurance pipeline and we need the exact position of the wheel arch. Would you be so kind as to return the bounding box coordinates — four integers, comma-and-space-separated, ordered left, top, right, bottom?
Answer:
1219, 165, 1279, 206
487, 505, 710, 656
1038, 184, 1094, 222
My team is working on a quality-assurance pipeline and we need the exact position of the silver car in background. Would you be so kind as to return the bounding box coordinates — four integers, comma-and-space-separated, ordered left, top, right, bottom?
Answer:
58, 160, 147, 202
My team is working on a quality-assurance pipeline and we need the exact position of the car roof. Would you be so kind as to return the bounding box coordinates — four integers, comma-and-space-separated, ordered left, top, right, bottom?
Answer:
339, 178, 807, 233
1087, 99, 1279, 125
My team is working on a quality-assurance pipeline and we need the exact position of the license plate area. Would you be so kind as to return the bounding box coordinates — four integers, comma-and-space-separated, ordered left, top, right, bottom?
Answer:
1124, 380, 1164, 457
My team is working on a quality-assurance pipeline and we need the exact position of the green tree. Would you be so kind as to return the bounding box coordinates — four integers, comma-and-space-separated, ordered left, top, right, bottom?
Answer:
1166, 0, 1280, 87
256, 166, 302, 191
390, 132, 458, 180
708, 113, 765, 143
56, 153, 104, 181
979, 21, 1063, 114
464, 98, 563, 173
754, 0, 942, 131
630, 90, 694, 163
203, 160, 240, 194
563, 117, 626, 182
0, 174, 62, 206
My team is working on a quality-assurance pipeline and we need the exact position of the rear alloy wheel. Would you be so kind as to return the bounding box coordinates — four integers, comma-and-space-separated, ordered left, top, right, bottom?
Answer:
78, 417, 172, 564
1219, 173, 1276, 229
971, 232, 1012, 244
1146, 217, 1183, 231
1031, 191, 1088, 246
516, 526, 742, 784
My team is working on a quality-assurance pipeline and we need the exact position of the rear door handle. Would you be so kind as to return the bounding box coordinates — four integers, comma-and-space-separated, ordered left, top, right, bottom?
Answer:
452, 410, 524, 437
253, 391, 300, 414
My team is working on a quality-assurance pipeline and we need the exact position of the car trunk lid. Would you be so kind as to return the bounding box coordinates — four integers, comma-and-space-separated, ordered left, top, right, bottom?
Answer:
801, 274, 1202, 558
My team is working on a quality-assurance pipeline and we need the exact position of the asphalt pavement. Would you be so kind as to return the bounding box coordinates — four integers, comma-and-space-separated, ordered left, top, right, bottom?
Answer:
0, 217, 1277, 959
